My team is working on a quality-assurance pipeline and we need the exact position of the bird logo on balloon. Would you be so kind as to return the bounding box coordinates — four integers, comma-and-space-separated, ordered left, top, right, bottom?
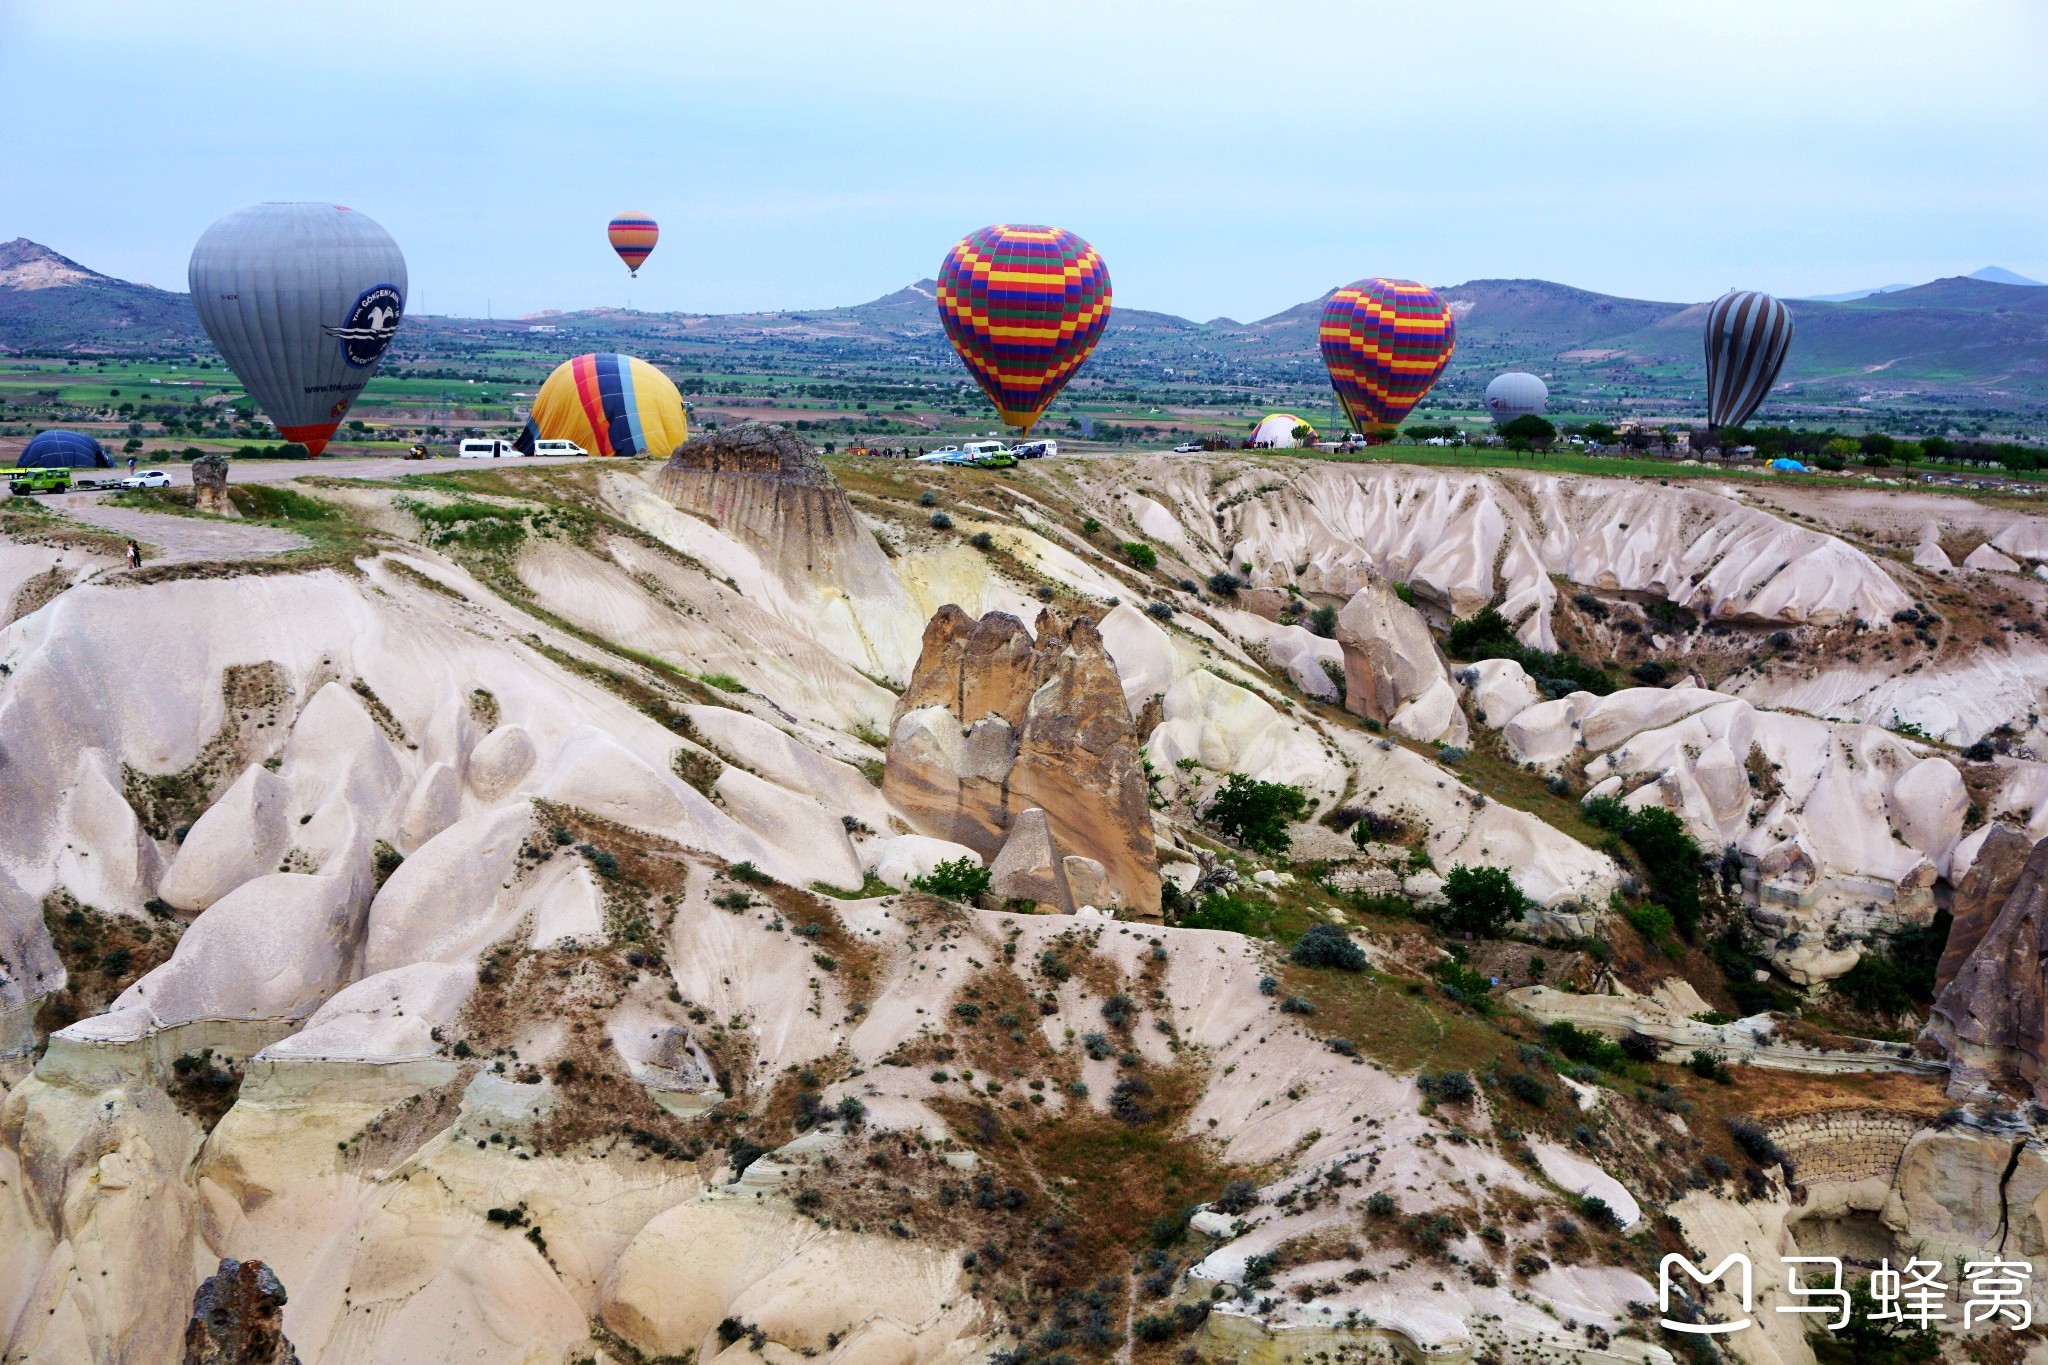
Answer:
323, 285, 405, 367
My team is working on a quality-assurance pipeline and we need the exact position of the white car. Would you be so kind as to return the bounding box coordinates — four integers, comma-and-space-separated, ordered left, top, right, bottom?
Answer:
457, 438, 522, 459
119, 470, 171, 489
1171, 441, 1202, 453
532, 439, 588, 458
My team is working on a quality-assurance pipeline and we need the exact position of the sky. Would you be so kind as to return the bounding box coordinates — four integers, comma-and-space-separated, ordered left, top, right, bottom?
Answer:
2, 0, 2043, 321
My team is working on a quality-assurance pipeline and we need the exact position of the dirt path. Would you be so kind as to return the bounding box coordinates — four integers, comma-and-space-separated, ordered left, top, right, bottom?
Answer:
56, 503, 306, 563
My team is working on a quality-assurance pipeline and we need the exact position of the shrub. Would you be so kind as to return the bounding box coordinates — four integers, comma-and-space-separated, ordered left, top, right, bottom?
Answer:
1133, 1316, 1176, 1343
911, 857, 990, 903
1121, 540, 1158, 569
1435, 959, 1494, 1011
1207, 571, 1242, 596
1726, 1116, 1788, 1170
1366, 1191, 1397, 1217
1146, 600, 1174, 621
1579, 1195, 1620, 1230
1630, 661, 1669, 686
1278, 995, 1316, 1015
1434, 864, 1529, 938
969, 531, 994, 550
917, 490, 937, 506
1307, 604, 1338, 637
1177, 894, 1270, 935
1445, 605, 1613, 695
1618, 1031, 1662, 1062
1503, 1071, 1551, 1107
1203, 773, 1309, 855
1290, 923, 1367, 972
1214, 1179, 1260, 1214
929, 512, 953, 530
1543, 1020, 1624, 1068
1582, 799, 1701, 937
1419, 1070, 1475, 1103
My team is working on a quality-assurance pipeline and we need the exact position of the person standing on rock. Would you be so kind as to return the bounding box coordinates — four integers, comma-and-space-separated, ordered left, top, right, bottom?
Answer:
126, 540, 142, 570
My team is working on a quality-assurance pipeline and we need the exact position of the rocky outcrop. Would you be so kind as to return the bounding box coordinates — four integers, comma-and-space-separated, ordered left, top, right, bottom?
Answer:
191, 453, 234, 517
1334, 577, 1467, 746
1928, 838, 2048, 1100
656, 423, 893, 587
1939, 823, 2034, 992
884, 606, 1160, 917
183, 1259, 298, 1365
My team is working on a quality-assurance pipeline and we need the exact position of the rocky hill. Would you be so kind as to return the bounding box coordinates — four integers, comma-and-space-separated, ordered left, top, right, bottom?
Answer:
0, 238, 207, 354
8, 446, 2048, 1361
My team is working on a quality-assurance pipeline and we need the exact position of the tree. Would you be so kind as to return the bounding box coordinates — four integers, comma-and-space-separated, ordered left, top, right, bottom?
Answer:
1436, 865, 1529, 938
1204, 774, 1309, 856
911, 857, 990, 904
1291, 423, 1317, 445
1578, 421, 1618, 445
1891, 440, 1924, 465
1122, 541, 1157, 569
1498, 414, 1556, 449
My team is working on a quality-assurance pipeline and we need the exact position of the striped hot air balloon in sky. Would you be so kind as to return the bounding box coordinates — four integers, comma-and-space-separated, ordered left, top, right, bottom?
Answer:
936, 224, 1111, 436
1319, 278, 1456, 433
519, 353, 686, 457
607, 213, 659, 275
1703, 290, 1793, 430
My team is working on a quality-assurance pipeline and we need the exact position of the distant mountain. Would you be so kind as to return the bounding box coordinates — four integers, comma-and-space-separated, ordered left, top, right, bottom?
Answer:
1803, 283, 1914, 303
0, 239, 205, 353
6, 237, 2048, 410
1970, 265, 2043, 287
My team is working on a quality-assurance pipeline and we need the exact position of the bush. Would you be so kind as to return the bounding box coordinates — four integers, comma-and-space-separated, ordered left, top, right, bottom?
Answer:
911, 857, 990, 903
1543, 1020, 1625, 1068
969, 531, 994, 550
1290, 923, 1367, 972
917, 490, 937, 506
1177, 894, 1270, 935
1207, 571, 1241, 596
1446, 606, 1614, 695
1122, 540, 1158, 569
1502, 1071, 1551, 1107
1203, 773, 1309, 855
1307, 604, 1338, 637
1630, 660, 1669, 686
1419, 1070, 1475, 1102
1579, 1195, 1620, 1230
1146, 601, 1174, 621
929, 511, 953, 530
1214, 1179, 1260, 1214
1365, 1191, 1397, 1217
1278, 994, 1316, 1014
1434, 864, 1529, 938
1582, 799, 1701, 938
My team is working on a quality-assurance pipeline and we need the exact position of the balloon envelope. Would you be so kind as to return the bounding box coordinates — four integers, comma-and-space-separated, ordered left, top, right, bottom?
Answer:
19, 429, 110, 468
608, 214, 659, 275
1485, 372, 1548, 425
1250, 414, 1312, 448
521, 353, 686, 457
1319, 279, 1456, 431
1703, 290, 1793, 430
936, 224, 1111, 437
188, 203, 406, 457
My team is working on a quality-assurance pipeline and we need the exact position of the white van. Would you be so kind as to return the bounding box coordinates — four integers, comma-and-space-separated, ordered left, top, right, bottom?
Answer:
960, 440, 1010, 459
458, 438, 522, 459
532, 439, 588, 458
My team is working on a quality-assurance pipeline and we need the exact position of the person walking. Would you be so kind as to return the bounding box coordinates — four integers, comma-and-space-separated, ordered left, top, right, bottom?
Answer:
127, 455, 137, 476
125, 539, 142, 570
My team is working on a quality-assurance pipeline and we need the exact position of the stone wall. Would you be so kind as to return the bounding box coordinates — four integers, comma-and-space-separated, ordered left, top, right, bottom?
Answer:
1765, 1110, 1923, 1185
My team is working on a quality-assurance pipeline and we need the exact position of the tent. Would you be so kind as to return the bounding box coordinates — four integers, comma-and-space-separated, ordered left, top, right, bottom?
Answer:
19, 429, 111, 469
1769, 457, 1806, 472
1251, 413, 1311, 448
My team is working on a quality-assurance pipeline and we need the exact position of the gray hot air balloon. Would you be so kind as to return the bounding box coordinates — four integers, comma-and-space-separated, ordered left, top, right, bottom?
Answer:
188, 203, 407, 456
1703, 290, 1792, 431
1484, 372, 1548, 425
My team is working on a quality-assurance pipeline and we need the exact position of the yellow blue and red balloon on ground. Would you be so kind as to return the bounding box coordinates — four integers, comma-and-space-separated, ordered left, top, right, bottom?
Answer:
936, 224, 1111, 437
1319, 278, 1456, 432
518, 353, 686, 457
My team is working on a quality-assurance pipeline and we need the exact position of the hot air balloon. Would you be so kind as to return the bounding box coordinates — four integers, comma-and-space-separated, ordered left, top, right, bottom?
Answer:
188, 203, 406, 458
936, 224, 1111, 437
608, 214, 659, 276
1703, 290, 1793, 430
1250, 414, 1313, 448
18, 430, 111, 469
516, 353, 687, 458
1319, 279, 1456, 433
1485, 373, 1548, 425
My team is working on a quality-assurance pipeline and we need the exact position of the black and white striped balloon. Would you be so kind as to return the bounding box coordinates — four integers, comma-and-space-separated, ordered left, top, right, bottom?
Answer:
1703, 290, 1793, 431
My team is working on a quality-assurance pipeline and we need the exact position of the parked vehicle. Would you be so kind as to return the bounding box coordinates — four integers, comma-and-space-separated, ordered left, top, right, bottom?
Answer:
9, 468, 72, 495
959, 440, 1010, 460
971, 451, 1018, 469
404, 444, 431, 460
1013, 440, 1057, 459
533, 439, 588, 458
1171, 441, 1202, 453
915, 448, 973, 465
457, 438, 522, 459
119, 470, 172, 489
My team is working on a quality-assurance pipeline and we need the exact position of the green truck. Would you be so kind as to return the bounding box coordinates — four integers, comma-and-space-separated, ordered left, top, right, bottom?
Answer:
6, 467, 73, 496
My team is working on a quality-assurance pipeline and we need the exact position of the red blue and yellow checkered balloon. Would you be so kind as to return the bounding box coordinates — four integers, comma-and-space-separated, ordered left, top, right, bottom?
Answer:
1319, 278, 1457, 431
936, 225, 1111, 436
